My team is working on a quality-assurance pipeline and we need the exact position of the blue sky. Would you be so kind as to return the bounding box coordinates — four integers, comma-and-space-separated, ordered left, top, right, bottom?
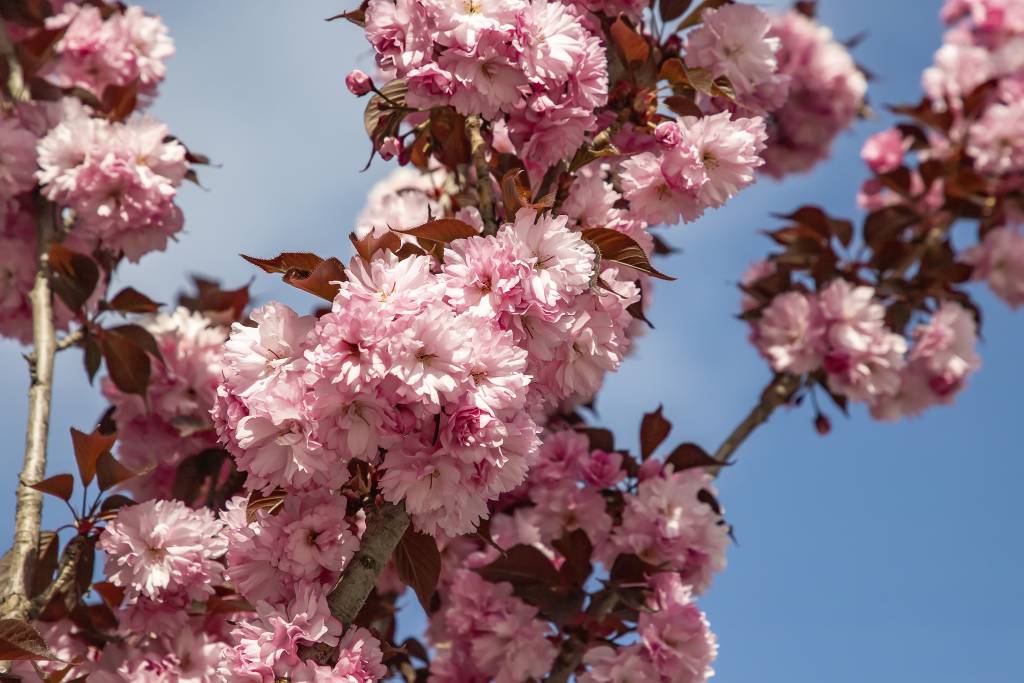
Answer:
1, 1, 1021, 681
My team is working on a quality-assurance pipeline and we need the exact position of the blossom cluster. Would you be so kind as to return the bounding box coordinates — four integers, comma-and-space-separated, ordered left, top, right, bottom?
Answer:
101, 308, 228, 501
41, 2, 175, 99
748, 276, 981, 421
426, 426, 726, 683
213, 209, 643, 537
37, 111, 188, 262
0, 3, 185, 346
759, 10, 868, 177
363, 0, 608, 176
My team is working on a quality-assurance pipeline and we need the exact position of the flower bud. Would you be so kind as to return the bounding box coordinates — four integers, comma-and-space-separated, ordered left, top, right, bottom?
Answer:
654, 121, 682, 147
345, 69, 373, 96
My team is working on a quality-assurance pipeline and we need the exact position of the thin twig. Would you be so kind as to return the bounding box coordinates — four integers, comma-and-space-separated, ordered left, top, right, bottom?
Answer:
465, 115, 497, 236
711, 373, 801, 468
27, 535, 87, 621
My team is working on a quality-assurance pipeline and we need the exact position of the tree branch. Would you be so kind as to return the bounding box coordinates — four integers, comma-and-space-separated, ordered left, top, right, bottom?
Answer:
465, 115, 497, 236
301, 501, 410, 664
2, 199, 59, 621
711, 373, 801, 468
326, 501, 409, 626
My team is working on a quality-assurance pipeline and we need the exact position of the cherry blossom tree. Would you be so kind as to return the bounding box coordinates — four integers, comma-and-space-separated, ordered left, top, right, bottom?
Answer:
0, 0, 1019, 681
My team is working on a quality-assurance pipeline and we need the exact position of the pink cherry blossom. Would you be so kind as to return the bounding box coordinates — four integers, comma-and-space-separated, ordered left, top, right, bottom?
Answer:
964, 226, 1024, 307
861, 128, 909, 174
99, 499, 227, 602
684, 4, 782, 100
762, 10, 867, 177
751, 291, 823, 374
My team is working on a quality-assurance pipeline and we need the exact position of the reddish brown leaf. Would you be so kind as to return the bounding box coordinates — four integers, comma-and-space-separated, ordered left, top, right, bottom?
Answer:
501, 169, 529, 217
106, 287, 162, 314
179, 277, 251, 323
246, 489, 287, 524
658, 57, 687, 85
0, 619, 56, 660
660, 0, 694, 22
96, 494, 135, 521
610, 17, 650, 65
95, 452, 139, 492
664, 94, 703, 118
477, 544, 562, 587
206, 595, 256, 614
640, 405, 672, 460
864, 205, 919, 248
665, 442, 720, 471
582, 228, 675, 280
91, 582, 125, 611
70, 427, 116, 487
393, 528, 441, 612
101, 327, 152, 397
430, 107, 470, 167
30, 532, 60, 599
396, 218, 478, 258
350, 231, 402, 262
241, 252, 346, 302
30, 474, 74, 502
552, 530, 593, 590
395, 218, 478, 244
101, 81, 138, 122
48, 243, 100, 314
364, 78, 408, 140
577, 427, 614, 452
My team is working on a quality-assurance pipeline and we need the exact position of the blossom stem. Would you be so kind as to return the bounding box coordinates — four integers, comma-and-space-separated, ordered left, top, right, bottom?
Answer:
466, 115, 497, 236
2, 199, 59, 622
711, 373, 801, 469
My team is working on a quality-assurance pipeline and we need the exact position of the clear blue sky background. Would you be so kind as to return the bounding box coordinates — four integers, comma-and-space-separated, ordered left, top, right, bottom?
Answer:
1, 1, 1020, 681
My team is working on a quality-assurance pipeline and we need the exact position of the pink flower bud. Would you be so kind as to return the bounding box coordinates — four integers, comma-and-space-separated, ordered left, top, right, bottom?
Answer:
345, 69, 373, 96
379, 136, 402, 160
654, 121, 682, 147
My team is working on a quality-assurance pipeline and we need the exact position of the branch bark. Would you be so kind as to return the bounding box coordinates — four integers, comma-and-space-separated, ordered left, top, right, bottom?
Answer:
300, 501, 410, 664
711, 373, 801, 468
326, 501, 409, 626
465, 115, 497, 236
2, 200, 58, 621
